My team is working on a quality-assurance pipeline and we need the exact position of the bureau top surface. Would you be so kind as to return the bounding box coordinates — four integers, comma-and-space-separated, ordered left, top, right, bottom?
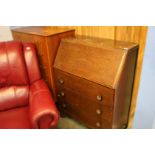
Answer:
54, 36, 138, 89
11, 26, 75, 36
62, 35, 138, 50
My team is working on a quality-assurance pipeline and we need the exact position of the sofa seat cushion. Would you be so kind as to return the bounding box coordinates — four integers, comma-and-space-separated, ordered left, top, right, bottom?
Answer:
0, 106, 31, 129
0, 86, 29, 111
0, 41, 29, 87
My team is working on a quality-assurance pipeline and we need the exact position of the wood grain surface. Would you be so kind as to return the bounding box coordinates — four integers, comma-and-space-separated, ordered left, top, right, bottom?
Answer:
12, 26, 148, 128
51, 26, 147, 128
11, 27, 75, 99
54, 36, 138, 128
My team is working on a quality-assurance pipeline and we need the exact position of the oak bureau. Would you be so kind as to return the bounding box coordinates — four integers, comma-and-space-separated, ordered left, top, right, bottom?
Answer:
53, 36, 139, 129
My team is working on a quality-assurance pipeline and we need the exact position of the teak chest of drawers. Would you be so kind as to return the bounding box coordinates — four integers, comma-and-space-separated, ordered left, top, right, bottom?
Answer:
54, 36, 139, 129
11, 26, 75, 98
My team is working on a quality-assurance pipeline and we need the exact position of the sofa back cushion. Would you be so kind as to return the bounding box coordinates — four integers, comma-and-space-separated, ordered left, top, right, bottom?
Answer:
0, 41, 29, 87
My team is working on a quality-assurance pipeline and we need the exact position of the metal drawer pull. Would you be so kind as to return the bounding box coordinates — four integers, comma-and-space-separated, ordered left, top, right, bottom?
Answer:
57, 91, 65, 97
96, 122, 101, 127
96, 95, 102, 101
57, 94, 61, 97
96, 109, 102, 115
59, 79, 64, 84
60, 91, 65, 97
62, 103, 66, 108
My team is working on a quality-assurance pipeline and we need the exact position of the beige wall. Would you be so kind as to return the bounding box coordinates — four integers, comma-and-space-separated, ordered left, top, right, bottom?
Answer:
0, 26, 13, 41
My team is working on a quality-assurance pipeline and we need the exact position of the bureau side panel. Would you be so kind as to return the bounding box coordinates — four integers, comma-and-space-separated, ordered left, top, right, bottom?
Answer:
113, 47, 138, 128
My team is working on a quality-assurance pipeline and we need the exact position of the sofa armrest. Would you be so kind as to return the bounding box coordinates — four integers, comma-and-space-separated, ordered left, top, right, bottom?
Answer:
29, 80, 59, 129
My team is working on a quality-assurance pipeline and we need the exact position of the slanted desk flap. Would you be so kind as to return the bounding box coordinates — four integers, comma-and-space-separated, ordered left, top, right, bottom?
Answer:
54, 37, 138, 88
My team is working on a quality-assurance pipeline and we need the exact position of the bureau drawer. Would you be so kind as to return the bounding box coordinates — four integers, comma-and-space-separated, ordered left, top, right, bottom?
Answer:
54, 69, 114, 106
56, 87, 113, 128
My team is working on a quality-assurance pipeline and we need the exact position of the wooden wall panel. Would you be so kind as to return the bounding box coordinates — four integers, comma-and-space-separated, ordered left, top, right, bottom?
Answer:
48, 26, 115, 39
115, 26, 147, 128
48, 26, 147, 128
75, 26, 115, 39
115, 26, 141, 42
128, 27, 147, 128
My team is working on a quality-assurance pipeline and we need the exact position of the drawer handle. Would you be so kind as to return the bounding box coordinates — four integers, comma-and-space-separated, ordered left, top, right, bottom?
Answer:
57, 94, 61, 97
96, 122, 101, 128
96, 109, 102, 115
57, 91, 65, 97
96, 95, 102, 101
59, 79, 64, 84
60, 91, 65, 97
62, 103, 66, 108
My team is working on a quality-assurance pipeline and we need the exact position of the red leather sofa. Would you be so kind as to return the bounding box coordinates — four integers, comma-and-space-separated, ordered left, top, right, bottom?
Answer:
0, 41, 59, 129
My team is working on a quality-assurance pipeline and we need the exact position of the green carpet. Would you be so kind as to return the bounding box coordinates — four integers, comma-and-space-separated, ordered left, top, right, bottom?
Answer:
57, 117, 87, 129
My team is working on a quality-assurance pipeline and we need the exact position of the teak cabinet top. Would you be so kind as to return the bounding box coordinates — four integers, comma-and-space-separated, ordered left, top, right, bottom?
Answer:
11, 26, 75, 37
54, 36, 139, 89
